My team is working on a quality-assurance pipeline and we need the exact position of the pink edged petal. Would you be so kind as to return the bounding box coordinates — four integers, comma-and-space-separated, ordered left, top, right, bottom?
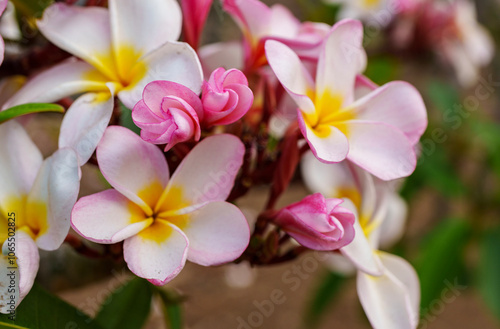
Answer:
354, 75, 377, 100
357, 252, 420, 329
109, 0, 181, 60
265, 40, 316, 114
180, 201, 249, 266
207, 84, 254, 126
0, 121, 43, 218
37, 3, 118, 81
0, 0, 7, 16
118, 41, 203, 109
267, 4, 300, 39
323, 252, 357, 276
345, 121, 417, 181
223, 0, 271, 39
16, 231, 40, 301
199, 41, 244, 75
3, 58, 110, 109
181, 0, 213, 48
97, 126, 170, 213
27, 148, 80, 251
340, 199, 384, 276
349, 81, 428, 145
298, 110, 349, 163
123, 221, 189, 285
58, 88, 115, 167
71, 189, 152, 244
163, 134, 245, 205
316, 19, 366, 105
0, 252, 19, 314
0, 35, 4, 66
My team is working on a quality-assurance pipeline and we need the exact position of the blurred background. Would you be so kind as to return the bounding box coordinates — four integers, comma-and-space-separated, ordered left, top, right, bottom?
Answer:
2, 0, 500, 328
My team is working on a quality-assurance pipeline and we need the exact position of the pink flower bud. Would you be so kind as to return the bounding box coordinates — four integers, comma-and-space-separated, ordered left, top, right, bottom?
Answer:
132, 81, 203, 151
274, 193, 355, 251
201, 67, 254, 127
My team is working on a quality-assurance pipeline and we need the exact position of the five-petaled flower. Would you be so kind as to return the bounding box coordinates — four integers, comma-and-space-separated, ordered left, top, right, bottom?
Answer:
71, 126, 250, 285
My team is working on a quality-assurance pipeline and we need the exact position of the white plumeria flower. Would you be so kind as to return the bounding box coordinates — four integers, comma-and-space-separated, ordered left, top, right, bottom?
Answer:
302, 151, 420, 329
3, 0, 203, 167
0, 121, 80, 313
325, 0, 408, 23
71, 127, 250, 285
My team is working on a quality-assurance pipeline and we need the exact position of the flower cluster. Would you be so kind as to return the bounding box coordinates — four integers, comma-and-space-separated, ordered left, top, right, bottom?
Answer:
4, 0, 484, 327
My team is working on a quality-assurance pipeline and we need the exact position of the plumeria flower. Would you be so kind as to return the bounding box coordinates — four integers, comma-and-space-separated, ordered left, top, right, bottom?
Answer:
0, 121, 80, 313
266, 19, 427, 181
3, 0, 203, 167
273, 193, 355, 251
325, 0, 410, 23
132, 80, 203, 151
181, 0, 213, 50
301, 152, 419, 329
0, 0, 7, 65
204, 0, 329, 72
71, 126, 250, 285
201, 67, 254, 127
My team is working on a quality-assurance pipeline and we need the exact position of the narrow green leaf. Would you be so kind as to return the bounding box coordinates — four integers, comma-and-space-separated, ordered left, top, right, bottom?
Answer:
478, 226, 500, 321
95, 278, 153, 329
11, 0, 53, 18
0, 284, 103, 329
0, 103, 64, 124
303, 271, 345, 329
155, 288, 184, 329
415, 218, 471, 313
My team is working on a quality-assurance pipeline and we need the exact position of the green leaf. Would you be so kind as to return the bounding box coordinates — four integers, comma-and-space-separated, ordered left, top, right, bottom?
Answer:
364, 57, 400, 86
478, 226, 500, 321
0, 284, 103, 329
302, 271, 345, 329
0, 103, 64, 124
415, 218, 471, 313
95, 278, 153, 329
155, 288, 184, 329
119, 103, 141, 135
11, 0, 53, 18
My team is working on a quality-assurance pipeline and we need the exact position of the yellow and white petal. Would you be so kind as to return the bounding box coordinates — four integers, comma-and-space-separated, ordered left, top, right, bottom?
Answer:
27, 148, 80, 251
3, 58, 109, 109
377, 194, 408, 249
58, 88, 115, 167
161, 134, 244, 207
117, 41, 203, 110
97, 126, 170, 214
37, 4, 118, 81
124, 221, 189, 285
357, 252, 420, 329
0, 121, 43, 219
109, 0, 182, 79
71, 189, 152, 244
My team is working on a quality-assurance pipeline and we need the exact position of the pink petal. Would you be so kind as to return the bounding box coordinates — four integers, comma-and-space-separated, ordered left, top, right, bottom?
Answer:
265, 40, 316, 114
316, 19, 366, 105
354, 75, 377, 99
124, 221, 188, 285
118, 41, 203, 109
3, 58, 109, 109
16, 231, 39, 300
180, 201, 250, 266
97, 126, 170, 213
0, 121, 43, 218
71, 189, 152, 244
28, 148, 80, 251
298, 110, 349, 163
163, 134, 244, 205
378, 194, 408, 250
199, 41, 244, 75
58, 90, 115, 167
345, 121, 417, 181
109, 0, 182, 58
223, 0, 272, 40
181, 0, 213, 48
37, 3, 117, 81
350, 81, 428, 146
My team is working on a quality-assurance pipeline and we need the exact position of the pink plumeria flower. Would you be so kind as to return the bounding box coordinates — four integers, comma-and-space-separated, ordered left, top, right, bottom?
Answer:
181, 0, 213, 50
3, 0, 203, 167
302, 152, 419, 329
0, 121, 80, 313
71, 127, 250, 285
132, 81, 203, 151
201, 67, 254, 127
0, 0, 8, 65
220, 0, 330, 70
266, 19, 427, 181
273, 193, 355, 251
